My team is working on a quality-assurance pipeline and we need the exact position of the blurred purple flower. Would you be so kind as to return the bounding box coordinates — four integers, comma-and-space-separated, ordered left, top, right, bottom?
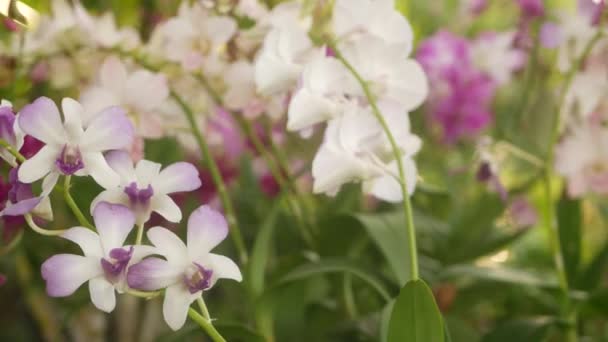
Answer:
540, 22, 563, 49
517, 0, 545, 18
579, 0, 606, 25
508, 197, 538, 229
468, 0, 488, 15
417, 31, 496, 143
0, 273, 5, 286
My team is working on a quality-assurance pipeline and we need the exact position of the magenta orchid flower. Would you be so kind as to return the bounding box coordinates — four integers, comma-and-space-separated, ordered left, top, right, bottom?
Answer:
41, 202, 154, 312
17, 97, 134, 194
127, 206, 242, 330
91, 150, 201, 225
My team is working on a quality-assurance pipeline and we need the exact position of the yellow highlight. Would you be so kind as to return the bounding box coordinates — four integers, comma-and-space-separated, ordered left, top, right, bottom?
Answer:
0, 0, 40, 29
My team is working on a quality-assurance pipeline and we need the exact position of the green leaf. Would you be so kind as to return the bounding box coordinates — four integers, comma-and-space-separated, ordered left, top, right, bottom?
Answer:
481, 317, 555, 342
557, 195, 581, 285
248, 203, 281, 297
354, 212, 412, 285
388, 279, 444, 342
277, 258, 393, 301
441, 265, 558, 288
578, 240, 608, 290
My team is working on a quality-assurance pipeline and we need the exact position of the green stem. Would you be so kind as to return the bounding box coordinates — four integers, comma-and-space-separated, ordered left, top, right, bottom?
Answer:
0, 139, 26, 164
187, 308, 227, 342
0, 230, 23, 255
63, 176, 94, 229
332, 45, 419, 281
171, 91, 248, 265
24, 214, 65, 236
135, 223, 145, 245
197, 297, 211, 320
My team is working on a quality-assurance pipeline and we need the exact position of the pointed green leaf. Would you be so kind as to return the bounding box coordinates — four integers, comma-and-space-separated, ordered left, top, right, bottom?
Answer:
557, 194, 581, 284
388, 279, 444, 342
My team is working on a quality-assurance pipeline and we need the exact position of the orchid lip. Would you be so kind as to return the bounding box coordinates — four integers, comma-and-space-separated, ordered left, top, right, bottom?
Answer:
101, 246, 134, 282
56, 145, 85, 175
183, 263, 213, 294
124, 182, 154, 209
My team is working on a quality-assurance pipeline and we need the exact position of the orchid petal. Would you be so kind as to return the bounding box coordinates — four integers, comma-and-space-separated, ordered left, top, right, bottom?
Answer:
163, 283, 198, 331
89, 277, 116, 313
80, 106, 134, 152
18, 146, 59, 184
146, 227, 189, 266
127, 257, 181, 291
93, 202, 135, 253
18, 97, 65, 146
187, 206, 228, 260
150, 194, 182, 223
152, 162, 201, 195
61, 227, 103, 258
41, 254, 102, 297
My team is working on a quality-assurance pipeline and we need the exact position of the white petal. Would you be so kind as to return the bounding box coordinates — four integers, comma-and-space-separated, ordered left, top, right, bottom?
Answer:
124, 71, 169, 111
41, 254, 103, 297
146, 227, 189, 266
152, 162, 201, 195
187, 205, 228, 260
41, 172, 60, 197
163, 283, 198, 331
135, 159, 162, 186
209, 253, 242, 282
18, 97, 65, 145
100, 56, 128, 90
93, 202, 136, 253
89, 277, 117, 313
80, 106, 134, 152
61, 98, 85, 141
150, 194, 182, 223
18, 145, 60, 184
61, 227, 103, 258
90, 190, 128, 216
105, 150, 135, 184
82, 152, 120, 189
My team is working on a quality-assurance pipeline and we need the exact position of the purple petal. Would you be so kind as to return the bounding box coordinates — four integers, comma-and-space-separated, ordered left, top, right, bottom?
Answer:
18, 97, 65, 145
540, 22, 562, 49
93, 202, 135, 252
2, 197, 41, 216
41, 254, 102, 297
127, 257, 181, 291
0, 106, 16, 146
80, 106, 134, 152
187, 205, 228, 259
152, 162, 202, 195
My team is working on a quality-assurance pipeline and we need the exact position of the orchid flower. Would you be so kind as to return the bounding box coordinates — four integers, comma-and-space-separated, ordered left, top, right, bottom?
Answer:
312, 102, 421, 202
41, 202, 154, 312
0, 100, 24, 166
91, 151, 201, 225
0, 168, 53, 221
80, 56, 169, 138
127, 205, 242, 330
17, 97, 134, 194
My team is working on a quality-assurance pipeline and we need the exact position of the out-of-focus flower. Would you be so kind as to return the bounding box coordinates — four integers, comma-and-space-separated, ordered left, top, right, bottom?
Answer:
507, 197, 538, 228
0, 274, 5, 286
418, 31, 497, 143
80, 56, 169, 138
555, 115, 608, 197
127, 206, 242, 330
312, 102, 421, 202
73, 5, 140, 50
153, 2, 237, 72
41, 203, 154, 312
91, 151, 201, 225
466, 0, 488, 16
255, 26, 313, 96
517, 0, 545, 18
17, 97, 134, 193
540, 22, 563, 49
0, 100, 24, 166
579, 0, 606, 25
471, 31, 526, 85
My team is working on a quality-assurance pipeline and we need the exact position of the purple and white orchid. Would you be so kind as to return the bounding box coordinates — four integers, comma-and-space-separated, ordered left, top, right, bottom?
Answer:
17, 97, 134, 194
41, 202, 154, 312
0, 168, 53, 220
0, 100, 24, 166
91, 150, 201, 225
127, 205, 242, 330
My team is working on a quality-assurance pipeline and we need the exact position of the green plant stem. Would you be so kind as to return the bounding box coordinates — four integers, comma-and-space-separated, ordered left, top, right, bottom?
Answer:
193, 73, 316, 246
63, 176, 94, 229
332, 45, 419, 281
197, 297, 211, 320
171, 91, 248, 265
24, 214, 65, 236
0, 230, 23, 255
135, 223, 145, 245
187, 308, 227, 342
0, 139, 26, 164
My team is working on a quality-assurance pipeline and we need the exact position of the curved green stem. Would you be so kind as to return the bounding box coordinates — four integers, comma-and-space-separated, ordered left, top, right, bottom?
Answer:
171, 91, 248, 265
331, 45, 419, 281
63, 176, 94, 229
187, 308, 227, 342
24, 214, 65, 236
0, 139, 26, 164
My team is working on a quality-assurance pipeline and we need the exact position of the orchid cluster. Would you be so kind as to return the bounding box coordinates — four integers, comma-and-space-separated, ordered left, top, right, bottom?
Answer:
1, 0, 608, 341
0, 96, 241, 332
